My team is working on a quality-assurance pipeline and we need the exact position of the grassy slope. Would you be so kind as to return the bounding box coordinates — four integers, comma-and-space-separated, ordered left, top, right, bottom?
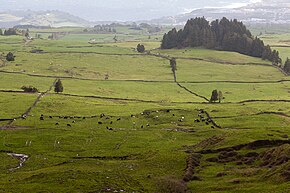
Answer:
0, 31, 289, 192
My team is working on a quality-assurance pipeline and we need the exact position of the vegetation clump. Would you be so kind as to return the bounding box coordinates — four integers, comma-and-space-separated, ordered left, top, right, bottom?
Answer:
284, 58, 290, 74
137, 44, 145, 53
6, 52, 15, 61
54, 79, 64, 93
4, 28, 19, 36
161, 17, 281, 64
21, 86, 39, 93
210, 90, 223, 103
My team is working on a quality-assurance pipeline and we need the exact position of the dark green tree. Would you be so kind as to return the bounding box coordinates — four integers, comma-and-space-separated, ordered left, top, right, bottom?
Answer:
54, 79, 63, 93
210, 90, 219, 103
137, 44, 145, 53
160, 17, 280, 62
284, 58, 290, 74
6, 52, 15, 61
4, 28, 18, 35
0, 29, 3, 35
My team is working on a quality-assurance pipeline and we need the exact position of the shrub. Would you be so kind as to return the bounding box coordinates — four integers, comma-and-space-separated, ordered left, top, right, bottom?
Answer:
21, 86, 39, 93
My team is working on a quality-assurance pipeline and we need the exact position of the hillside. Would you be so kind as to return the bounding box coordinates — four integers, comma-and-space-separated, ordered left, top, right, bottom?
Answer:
0, 10, 90, 28
0, 26, 289, 192
149, 0, 290, 25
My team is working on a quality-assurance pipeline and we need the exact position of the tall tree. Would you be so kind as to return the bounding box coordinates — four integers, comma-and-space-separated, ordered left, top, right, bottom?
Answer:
284, 58, 290, 74
54, 79, 64, 93
210, 90, 219, 103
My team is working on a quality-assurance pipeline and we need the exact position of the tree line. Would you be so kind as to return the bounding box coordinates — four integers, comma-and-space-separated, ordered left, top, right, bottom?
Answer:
161, 17, 281, 65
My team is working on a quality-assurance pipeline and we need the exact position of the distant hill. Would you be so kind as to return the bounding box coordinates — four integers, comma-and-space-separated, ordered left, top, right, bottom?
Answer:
149, 0, 290, 25
0, 10, 90, 28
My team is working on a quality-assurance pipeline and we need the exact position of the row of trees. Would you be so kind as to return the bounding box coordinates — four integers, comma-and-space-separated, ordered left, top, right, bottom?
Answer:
161, 17, 281, 64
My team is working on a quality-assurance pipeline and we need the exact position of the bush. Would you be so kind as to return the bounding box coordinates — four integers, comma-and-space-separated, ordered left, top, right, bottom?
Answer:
6, 52, 15, 61
54, 79, 63, 93
137, 44, 145, 53
21, 86, 39, 93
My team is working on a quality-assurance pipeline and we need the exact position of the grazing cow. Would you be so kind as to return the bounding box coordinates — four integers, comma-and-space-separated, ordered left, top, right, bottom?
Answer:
172, 114, 175, 116
110, 121, 113, 124
166, 109, 171, 113
72, 120, 76, 123
40, 117, 44, 121
211, 126, 215, 129
100, 113, 105, 118
106, 126, 113, 131
55, 123, 59, 125
131, 114, 135, 118
146, 124, 150, 127
83, 117, 86, 119
206, 122, 209, 125
141, 125, 144, 129
98, 122, 103, 125
117, 118, 121, 121
49, 116, 53, 119
67, 124, 71, 127
64, 116, 68, 119
194, 119, 200, 123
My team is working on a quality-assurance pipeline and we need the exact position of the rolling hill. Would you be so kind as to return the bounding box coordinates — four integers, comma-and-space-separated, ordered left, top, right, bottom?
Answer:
149, 0, 290, 25
0, 10, 90, 28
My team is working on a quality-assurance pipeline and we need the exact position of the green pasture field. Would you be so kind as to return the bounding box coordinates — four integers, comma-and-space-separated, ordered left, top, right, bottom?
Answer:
0, 30, 289, 193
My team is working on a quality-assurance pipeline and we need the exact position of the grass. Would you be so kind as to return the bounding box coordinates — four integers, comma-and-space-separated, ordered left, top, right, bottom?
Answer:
176, 59, 287, 82
0, 30, 289, 193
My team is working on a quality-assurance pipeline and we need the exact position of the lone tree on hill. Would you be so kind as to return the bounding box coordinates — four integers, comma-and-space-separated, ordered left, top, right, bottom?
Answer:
54, 79, 63, 93
137, 44, 145, 53
170, 58, 177, 81
170, 58, 177, 72
210, 90, 219, 103
6, 52, 15, 61
0, 29, 3, 35
284, 58, 290, 74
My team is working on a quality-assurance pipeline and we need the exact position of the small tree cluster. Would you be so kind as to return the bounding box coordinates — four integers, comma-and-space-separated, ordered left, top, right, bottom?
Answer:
21, 86, 39, 93
137, 44, 145, 53
284, 58, 290, 74
0, 29, 3, 36
4, 28, 19, 36
210, 90, 224, 103
6, 52, 15, 61
54, 79, 63, 93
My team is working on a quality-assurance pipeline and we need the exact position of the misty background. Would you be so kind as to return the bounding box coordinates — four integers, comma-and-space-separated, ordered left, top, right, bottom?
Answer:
0, 0, 265, 21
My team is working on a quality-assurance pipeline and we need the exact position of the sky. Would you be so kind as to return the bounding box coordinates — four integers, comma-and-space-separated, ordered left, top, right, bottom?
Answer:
0, 0, 266, 21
